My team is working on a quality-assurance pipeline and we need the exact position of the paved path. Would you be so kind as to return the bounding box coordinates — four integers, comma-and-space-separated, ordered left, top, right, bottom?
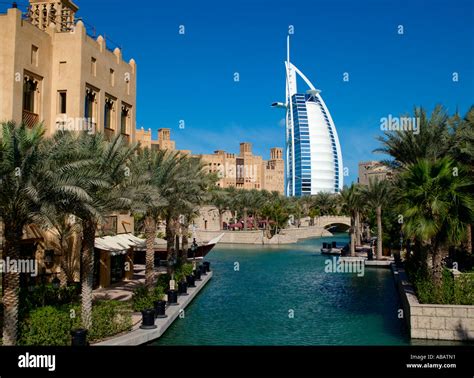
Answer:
92, 264, 166, 302
94, 271, 213, 346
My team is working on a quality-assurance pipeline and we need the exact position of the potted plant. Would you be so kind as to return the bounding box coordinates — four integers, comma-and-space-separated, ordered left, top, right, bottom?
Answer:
152, 286, 167, 318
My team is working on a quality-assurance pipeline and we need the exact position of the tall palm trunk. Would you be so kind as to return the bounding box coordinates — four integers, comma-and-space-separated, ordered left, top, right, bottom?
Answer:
58, 237, 68, 287
182, 226, 189, 252
432, 245, 444, 286
467, 224, 473, 254
144, 216, 156, 290
165, 216, 175, 275
376, 206, 383, 260
179, 221, 189, 265
218, 211, 223, 230
350, 215, 356, 257
355, 211, 361, 247
81, 220, 96, 330
2, 225, 23, 345
165, 216, 174, 253
243, 208, 248, 231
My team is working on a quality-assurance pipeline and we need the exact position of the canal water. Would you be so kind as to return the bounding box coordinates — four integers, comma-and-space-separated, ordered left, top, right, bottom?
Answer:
154, 234, 411, 345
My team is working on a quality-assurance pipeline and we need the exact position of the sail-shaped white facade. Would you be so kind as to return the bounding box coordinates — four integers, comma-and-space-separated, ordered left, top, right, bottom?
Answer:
273, 37, 343, 196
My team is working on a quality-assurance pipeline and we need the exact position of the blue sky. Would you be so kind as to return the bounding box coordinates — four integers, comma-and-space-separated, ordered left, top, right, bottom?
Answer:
6, 0, 474, 184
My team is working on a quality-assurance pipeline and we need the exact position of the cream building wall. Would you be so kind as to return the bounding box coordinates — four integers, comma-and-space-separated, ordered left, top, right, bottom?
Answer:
199, 143, 285, 194
136, 127, 177, 151
135, 127, 285, 194
358, 161, 394, 186
0, 1, 137, 141
0, 1, 138, 285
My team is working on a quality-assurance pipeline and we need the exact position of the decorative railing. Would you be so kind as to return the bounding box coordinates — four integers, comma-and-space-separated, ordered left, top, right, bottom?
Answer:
22, 110, 39, 128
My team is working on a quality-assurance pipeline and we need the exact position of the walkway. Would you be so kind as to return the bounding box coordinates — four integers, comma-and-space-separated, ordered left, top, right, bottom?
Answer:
94, 271, 213, 346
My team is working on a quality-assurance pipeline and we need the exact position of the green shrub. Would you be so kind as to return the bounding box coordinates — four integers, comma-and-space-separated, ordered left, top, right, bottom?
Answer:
453, 274, 474, 305
88, 301, 132, 342
412, 268, 474, 305
19, 300, 133, 345
174, 263, 194, 283
19, 306, 73, 346
182, 263, 194, 276
19, 283, 80, 318
156, 273, 171, 291
132, 285, 165, 312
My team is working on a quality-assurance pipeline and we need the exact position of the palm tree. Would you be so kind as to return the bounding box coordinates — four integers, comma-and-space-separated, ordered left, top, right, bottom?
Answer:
248, 189, 266, 229
339, 184, 364, 256
363, 178, 392, 259
128, 148, 178, 290
398, 158, 474, 285
210, 189, 230, 230
375, 105, 453, 169
71, 132, 138, 330
288, 197, 303, 227
450, 106, 474, 253
157, 154, 212, 271
0, 123, 88, 345
235, 189, 254, 231
173, 156, 212, 265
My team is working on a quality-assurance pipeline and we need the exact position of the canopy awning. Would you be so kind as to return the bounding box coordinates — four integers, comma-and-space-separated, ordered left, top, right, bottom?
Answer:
95, 233, 142, 255
95, 233, 167, 253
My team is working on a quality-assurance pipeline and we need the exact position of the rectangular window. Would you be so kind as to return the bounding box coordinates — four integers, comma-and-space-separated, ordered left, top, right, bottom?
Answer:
31, 45, 38, 66
84, 86, 98, 133
121, 103, 131, 135
23, 79, 37, 112
91, 57, 97, 76
104, 103, 111, 129
58, 91, 67, 114
110, 69, 115, 86
59, 61, 67, 77
104, 96, 116, 131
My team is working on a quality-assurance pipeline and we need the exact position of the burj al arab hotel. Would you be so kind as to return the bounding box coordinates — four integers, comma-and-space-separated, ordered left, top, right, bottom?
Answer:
272, 37, 343, 197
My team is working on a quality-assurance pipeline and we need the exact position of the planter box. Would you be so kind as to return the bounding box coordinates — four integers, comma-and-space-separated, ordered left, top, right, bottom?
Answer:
392, 264, 474, 341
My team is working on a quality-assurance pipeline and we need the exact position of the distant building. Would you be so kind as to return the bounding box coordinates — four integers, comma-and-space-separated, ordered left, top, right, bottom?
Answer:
272, 37, 343, 196
358, 161, 393, 185
0, 0, 137, 142
198, 143, 285, 194
136, 127, 285, 194
135, 127, 177, 151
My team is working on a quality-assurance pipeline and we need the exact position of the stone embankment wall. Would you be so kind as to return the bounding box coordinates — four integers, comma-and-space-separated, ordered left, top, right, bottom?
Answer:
392, 264, 474, 341
195, 226, 332, 245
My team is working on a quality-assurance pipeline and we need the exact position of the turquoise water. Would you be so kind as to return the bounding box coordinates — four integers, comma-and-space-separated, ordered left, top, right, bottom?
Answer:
154, 234, 411, 345
154, 234, 409, 345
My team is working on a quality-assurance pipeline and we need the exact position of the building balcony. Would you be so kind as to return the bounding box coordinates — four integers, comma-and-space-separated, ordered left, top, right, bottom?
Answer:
22, 110, 39, 128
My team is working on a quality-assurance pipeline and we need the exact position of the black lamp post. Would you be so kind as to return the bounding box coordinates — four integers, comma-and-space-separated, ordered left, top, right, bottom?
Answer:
191, 238, 197, 267
44, 249, 54, 267
52, 273, 61, 290
28, 281, 35, 293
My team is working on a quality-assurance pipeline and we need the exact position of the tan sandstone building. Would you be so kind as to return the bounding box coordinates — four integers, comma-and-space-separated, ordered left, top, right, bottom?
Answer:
0, 0, 137, 142
0, 0, 136, 288
358, 161, 393, 186
135, 128, 285, 194
198, 143, 284, 194
0, 0, 284, 289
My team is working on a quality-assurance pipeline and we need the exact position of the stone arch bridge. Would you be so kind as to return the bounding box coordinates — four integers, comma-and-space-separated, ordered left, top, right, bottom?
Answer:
313, 215, 351, 230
